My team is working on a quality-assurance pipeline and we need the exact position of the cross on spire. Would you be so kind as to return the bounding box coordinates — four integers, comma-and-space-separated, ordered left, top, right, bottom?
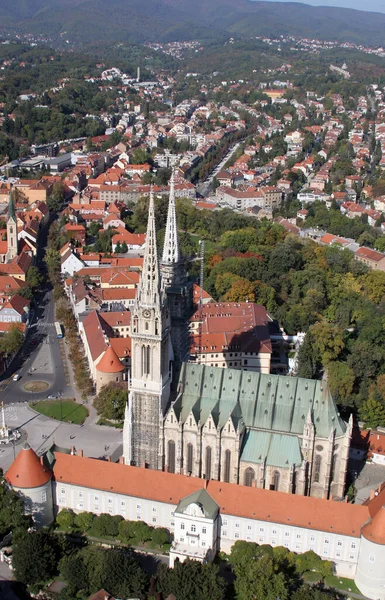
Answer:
136, 186, 160, 307
162, 169, 180, 265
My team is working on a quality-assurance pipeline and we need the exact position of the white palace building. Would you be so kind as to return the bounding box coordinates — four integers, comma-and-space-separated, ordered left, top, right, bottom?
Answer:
4, 444, 385, 600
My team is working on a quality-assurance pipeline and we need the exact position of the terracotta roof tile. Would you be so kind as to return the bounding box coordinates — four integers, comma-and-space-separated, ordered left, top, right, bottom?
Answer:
96, 345, 124, 373
6, 444, 51, 488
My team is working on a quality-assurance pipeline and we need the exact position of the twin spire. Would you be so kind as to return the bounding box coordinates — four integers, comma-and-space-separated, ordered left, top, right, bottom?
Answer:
135, 170, 180, 307
162, 169, 180, 265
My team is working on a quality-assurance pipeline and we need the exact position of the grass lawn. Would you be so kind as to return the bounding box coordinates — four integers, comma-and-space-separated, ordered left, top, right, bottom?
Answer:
30, 399, 88, 425
325, 575, 361, 594
97, 417, 123, 429
187, 232, 217, 252
302, 571, 323, 583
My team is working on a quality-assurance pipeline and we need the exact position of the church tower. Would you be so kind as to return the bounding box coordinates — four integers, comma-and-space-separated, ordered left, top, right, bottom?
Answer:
160, 170, 193, 369
6, 190, 18, 262
123, 188, 172, 470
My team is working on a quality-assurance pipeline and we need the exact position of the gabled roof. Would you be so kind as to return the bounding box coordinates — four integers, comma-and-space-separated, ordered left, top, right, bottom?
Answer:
175, 488, 219, 519
6, 443, 51, 488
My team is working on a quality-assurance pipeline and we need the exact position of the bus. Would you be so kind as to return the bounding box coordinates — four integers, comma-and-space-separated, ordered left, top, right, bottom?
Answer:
55, 322, 63, 339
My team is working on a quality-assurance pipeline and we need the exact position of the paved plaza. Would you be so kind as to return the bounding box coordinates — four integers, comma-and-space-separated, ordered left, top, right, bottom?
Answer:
0, 403, 123, 473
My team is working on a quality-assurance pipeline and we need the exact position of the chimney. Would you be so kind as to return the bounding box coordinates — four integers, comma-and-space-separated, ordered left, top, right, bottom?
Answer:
204, 479, 208, 490
142, 461, 147, 469
252, 479, 257, 488
370, 489, 376, 500
78, 449, 83, 457
107, 455, 111, 462
119, 456, 124, 464
40, 457, 44, 465
70, 446, 76, 455
164, 465, 168, 473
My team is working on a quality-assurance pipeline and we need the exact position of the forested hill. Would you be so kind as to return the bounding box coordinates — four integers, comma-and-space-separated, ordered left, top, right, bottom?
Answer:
1, 0, 385, 46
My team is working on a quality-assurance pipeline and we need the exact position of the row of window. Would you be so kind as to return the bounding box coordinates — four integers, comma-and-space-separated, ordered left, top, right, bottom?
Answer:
180, 523, 207, 534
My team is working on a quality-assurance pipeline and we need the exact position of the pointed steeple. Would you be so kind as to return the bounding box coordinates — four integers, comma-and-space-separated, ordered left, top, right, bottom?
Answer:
162, 169, 180, 265
7, 189, 15, 221
136, 186, 161, 307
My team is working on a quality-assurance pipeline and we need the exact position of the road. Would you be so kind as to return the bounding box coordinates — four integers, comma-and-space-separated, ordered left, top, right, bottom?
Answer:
196, 142, 241, 197
0, 403, 123, 473
0, 285, 75, 404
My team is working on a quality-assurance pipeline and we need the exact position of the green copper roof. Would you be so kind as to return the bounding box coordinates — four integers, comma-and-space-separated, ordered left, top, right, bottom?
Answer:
175, 363, 346, 439
241, 430, 302, 468
175, 488, 219, 519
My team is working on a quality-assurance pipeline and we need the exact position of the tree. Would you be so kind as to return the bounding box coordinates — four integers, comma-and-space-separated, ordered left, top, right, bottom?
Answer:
0, 324, 24, 357
26, 266, 43, 291
229, 540, 259, 568
0, 474, 31, 538
47, 181, 66, 212
74, 511, 94, 532
359, 397, 385, 429
234, 554, 289, 600
93, 383, 127, 421
56, 508, 75, 530
151, 527, 169, 547
12, 531, 58, 586
309, 321, 344, 366
223, 278, 256, 302
59, 552, 89, 597
90, 513, 123, 538
156, 559, 226, 600
327, 361, 355, 404
121, 241, 128, 253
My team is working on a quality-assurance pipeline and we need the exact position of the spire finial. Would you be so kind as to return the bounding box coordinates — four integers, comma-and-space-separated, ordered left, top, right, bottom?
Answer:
162, 168, 180, 265
135, 185, 160, 307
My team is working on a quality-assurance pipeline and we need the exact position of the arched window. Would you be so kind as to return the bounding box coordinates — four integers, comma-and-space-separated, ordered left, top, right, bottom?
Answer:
224, 449, 231, 483
270, 470, 280, 491
244, 467, 255, 487
142, 345, 151, 376
133, 317, 138, 332
187, 443, 193, 474
314, 454, 321, 483
205, 446, 212, 480
168, 440, 175, 474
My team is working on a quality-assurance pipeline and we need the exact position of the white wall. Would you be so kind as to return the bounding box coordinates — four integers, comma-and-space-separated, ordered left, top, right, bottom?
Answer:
54, 480, 360, 577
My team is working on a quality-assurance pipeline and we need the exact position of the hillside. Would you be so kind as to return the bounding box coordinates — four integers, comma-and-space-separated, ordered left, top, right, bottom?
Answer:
1, 0, 385, 46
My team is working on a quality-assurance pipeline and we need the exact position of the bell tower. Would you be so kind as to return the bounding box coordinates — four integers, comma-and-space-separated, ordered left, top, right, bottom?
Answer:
123, 188, 172, 469
160, 170, 193, 370
6, 190, 18, 262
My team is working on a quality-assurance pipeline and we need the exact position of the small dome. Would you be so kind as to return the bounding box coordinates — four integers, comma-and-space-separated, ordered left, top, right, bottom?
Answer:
96, 345, 124, 373
362, 505, 385, 545
6, 443, 51, 489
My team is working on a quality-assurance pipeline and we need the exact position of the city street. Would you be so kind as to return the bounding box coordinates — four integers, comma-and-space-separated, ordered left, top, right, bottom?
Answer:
0, 286, 75, 404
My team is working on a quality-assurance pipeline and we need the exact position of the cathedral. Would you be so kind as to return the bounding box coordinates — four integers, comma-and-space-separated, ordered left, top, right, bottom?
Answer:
122, 175, 351, 499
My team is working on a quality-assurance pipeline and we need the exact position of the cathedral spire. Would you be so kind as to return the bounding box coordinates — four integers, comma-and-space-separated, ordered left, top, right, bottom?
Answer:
136, 186, 160, 307
8, 189, 15, 221
162, 169, 180, 265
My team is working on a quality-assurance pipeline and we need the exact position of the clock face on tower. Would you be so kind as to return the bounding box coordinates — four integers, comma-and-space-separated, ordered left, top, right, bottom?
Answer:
142, 309, 151, 318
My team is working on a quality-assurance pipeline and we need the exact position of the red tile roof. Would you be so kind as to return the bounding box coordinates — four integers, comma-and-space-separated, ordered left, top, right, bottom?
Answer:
96, 346, 124, 373
362, 505, 385, 544
6, 444, 51, 488
356, 247, 385, 263
51, 453, 382, 539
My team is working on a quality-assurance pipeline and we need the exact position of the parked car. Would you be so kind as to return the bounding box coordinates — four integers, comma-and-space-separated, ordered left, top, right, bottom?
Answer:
12, 374, 21, 381
47, 394, 58, 399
